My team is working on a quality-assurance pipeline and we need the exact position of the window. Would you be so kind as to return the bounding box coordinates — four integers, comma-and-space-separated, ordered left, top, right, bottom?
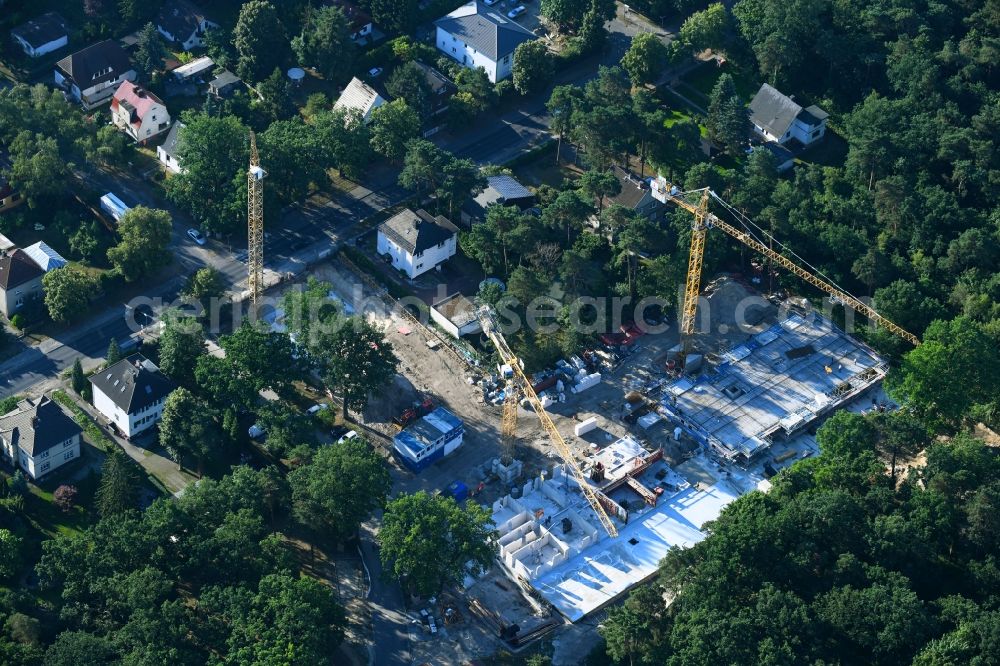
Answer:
503, 55, 510, 64
64, 451, 74, 461
40, 462, 50, 472
416, 263, 424, 270
63, 439, 74, 448
40, 450, 49, 459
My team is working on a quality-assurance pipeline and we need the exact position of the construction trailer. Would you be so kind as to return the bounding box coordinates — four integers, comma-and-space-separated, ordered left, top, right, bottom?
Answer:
393, 407, 464, 472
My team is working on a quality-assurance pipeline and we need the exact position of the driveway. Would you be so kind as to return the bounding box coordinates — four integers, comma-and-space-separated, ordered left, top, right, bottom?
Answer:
359, 516, 411, 666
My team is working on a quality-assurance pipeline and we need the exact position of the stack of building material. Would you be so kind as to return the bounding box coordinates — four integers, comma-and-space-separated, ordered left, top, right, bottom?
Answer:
574, 417, 598, 436
571, 373, 601, 394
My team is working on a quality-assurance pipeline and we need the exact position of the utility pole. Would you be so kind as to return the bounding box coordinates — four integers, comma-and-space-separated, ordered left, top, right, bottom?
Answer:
247, 131, 266, 309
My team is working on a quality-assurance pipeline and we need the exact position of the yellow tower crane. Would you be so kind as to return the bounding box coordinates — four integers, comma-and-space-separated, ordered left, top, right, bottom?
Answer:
500, 389, 518, 466
479, 307, 619, 538
661, 185, 921, 348
247, 131, 266, 307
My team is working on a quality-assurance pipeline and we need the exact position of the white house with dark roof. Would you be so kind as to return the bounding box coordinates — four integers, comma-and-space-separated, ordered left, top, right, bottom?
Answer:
55, 40, 137, 110
156, 0, 218, 51
603, 166, 665, 221
157, 122, 185, 174
11, 12, 69, 58
90, 354, 176, 438
377, 208, 458, 279
748, 83, 828, 146
333, 77, 386, 124
0, 248, 44, 318
0, 396, 82, 480
434, 0, 536, 83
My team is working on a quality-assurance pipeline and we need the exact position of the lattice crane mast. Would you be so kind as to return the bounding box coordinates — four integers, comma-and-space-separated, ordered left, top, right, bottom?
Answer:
478, 306, 619, 538
500, 389, 518, 466
659, 185, 921, 348
247, 131, 266, 307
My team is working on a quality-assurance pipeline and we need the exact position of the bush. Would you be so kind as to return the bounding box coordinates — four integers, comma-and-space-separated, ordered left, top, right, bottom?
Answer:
9, 314, 25, 331
53, 485, 79, 513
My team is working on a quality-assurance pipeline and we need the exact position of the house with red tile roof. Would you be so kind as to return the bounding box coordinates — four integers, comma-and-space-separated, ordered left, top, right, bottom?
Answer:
110, 81, 172, 144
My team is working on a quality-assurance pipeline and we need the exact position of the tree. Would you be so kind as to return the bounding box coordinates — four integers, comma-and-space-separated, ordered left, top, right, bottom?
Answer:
888, 317, 1000, 431
706, 73, 747, 156
201, 574, 346, 662
106, 338, 122, 365
42, 267, 97, 324
0, 529, 23, 579
621, 32, 669, 86
679, 2, 729, 53
219, 322, 304, 399
69, 222, 100, 264
313, 107, 372, 178
260, 117, 329, 200
454, 67, 495, 114
255, 402, 314, 456
95, 449, 139, 518
8, 470, 28, 497
398, 138, 451, 198
579, 169, 621, 214
6, 132, 67, 208
367, 0, 419, 34
512, 41, 555, 95
107, 206, 172, 282
181, 267, 225, 307
160, 388, 218, 474
233, 0, 287, 82
541, 189, 592, 245
369, 100, 421, 162
547, 84, 585, 164
439, 155, 485, 219
52, 485, 78, 513
165, 113, 249, 235
292, 5, 355, 82
253, 68, 293, 122
378, 491, 497, 597
134, 22, 166, 77
316, 317, 398, 418
289, 439, 391, 542
578, 0, 616, 53
386, 62, 433, 120
541, 0, 589, 31
71, 358, 87, 395
43, 632, 115, 666
158, 314, 206, 387
282, 277, 340, 349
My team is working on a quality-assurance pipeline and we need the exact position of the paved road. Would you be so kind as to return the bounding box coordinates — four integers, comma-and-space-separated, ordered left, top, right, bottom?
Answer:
359, 517, 411, 666
0, 168, 407, 398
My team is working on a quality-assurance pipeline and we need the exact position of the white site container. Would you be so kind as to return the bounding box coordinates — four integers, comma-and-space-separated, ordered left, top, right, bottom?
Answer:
574, 417, 598, 437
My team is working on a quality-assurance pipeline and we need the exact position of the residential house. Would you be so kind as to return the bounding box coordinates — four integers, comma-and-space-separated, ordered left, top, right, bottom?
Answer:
55, 40, 137, 110
0, 396, 82, 481
22, 241, 67, 272
110, 81, 171, 144
413, 61, 456, 118
0, 248, 44, 318
431, 293, 481, 339
330, 0, 374, 43
434, 0, 536, 83
602, 166, 665, 222
89, 354, 176, 439
208, 70, 242, 97
156, 0, 218, 51
333, 77, 386, 124
156, 122, 185, 174
377, 208, 458, 279
748, 83, 828, 146
10, 12, 69, 58
461, 174, 534, 225
0, 174, 24, 214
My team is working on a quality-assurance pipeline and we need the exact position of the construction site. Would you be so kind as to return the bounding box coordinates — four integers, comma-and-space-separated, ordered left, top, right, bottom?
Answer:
275, 184, 914, 662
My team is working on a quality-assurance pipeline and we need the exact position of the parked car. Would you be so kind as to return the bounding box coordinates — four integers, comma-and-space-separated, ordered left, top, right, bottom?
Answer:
306, 403, 329, 415
337, 430, 359, 445
368, 67, 383, 78
187, 228, 206, 245
248, 424, 265, 439
483, 0, 499, 4
508, 5, 527, 18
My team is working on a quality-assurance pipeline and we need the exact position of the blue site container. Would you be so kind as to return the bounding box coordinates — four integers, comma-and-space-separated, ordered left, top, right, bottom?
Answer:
447, 481, 468, 503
